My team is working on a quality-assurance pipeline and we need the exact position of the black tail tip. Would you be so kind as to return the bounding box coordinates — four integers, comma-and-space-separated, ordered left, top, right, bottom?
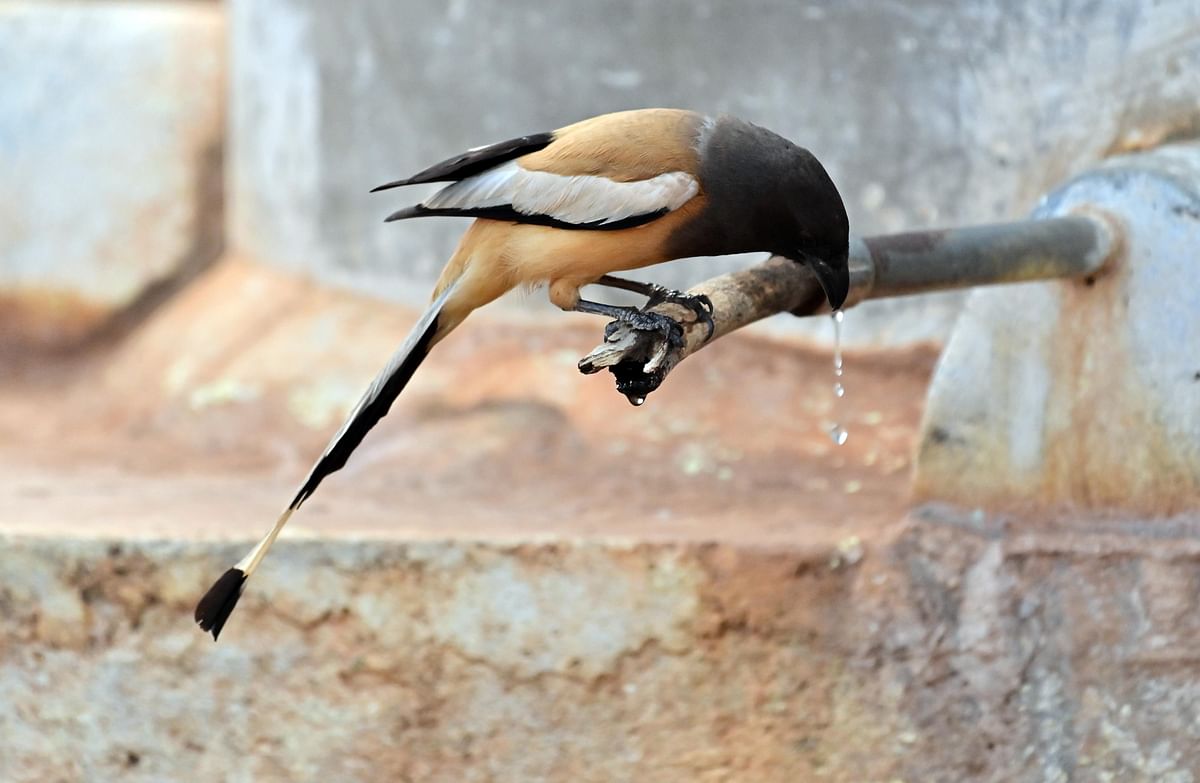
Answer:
194, 568, 247, 641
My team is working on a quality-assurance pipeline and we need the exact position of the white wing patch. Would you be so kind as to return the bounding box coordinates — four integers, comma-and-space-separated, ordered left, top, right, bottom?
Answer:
422, 161, 699, 226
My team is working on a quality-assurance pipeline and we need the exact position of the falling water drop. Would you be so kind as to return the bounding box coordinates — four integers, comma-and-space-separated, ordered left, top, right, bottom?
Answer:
832, 310, 844, 377
829, 309, 848, 445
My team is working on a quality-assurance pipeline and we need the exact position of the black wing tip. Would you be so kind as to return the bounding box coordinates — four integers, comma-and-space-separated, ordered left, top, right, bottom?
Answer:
370, 178, 413, 193
384, 205, 427, 223
371, 131, 556, 194
194, 568, 247, 641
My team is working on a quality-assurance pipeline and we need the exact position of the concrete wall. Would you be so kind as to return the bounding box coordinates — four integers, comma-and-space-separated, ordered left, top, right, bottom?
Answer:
230, 0, 1200, 345
0, 2, 224, 348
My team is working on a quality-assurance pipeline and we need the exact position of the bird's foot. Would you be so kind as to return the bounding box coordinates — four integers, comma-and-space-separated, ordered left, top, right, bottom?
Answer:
643, 285, 715, 340
606, 307, 686, 350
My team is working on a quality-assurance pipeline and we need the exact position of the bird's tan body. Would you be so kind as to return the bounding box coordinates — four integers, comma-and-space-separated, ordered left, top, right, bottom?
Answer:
432, 109, 710, 339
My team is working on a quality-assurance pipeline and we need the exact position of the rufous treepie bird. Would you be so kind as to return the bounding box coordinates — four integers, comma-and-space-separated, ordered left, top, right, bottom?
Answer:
195, 108, 849, 639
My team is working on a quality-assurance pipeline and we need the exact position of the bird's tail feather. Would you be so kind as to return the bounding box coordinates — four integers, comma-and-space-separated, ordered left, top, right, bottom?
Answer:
194, 281, 461, 641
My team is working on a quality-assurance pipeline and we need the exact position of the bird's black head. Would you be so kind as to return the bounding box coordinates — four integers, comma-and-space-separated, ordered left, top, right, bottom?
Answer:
777, 147, 850, 311
677, 116, 851, 309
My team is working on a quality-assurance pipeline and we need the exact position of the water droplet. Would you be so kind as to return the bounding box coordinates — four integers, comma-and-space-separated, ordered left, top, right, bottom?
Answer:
832, 309, 844, 375
830, 310, 847, 446
628, 395, 646, 407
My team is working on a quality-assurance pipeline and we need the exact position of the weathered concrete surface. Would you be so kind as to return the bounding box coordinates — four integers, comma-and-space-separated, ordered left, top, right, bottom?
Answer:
915, 144, 1200, 515
0, 257, 925, 543
0, 256, 929, 781
4, 258, 1200, 780
229, 0, 1200, 346
0, 2, 224, 349
7, 509, 1200, 782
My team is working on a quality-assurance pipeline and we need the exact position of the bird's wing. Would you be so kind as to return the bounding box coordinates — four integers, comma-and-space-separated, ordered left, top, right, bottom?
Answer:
370, 133, 555, 191
379, 109, 707, 231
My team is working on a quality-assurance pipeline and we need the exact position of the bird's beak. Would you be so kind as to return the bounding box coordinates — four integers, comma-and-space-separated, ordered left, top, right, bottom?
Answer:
805, 255, 850, 311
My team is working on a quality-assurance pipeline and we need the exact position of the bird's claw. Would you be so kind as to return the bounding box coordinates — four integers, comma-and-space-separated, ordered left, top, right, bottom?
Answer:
617, 308, 686, 349
644, 285, 715, 340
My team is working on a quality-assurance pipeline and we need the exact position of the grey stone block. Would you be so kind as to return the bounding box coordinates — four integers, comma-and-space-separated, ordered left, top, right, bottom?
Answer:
0, 2, 224, 347
229, 0, 1200, 346
915, 144, 1200, 513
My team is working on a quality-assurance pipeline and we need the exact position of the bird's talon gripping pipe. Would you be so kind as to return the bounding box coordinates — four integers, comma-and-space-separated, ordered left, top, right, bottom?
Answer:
622, 309, 686, 349
578, 313, 688, 403
644, 287, 716, 340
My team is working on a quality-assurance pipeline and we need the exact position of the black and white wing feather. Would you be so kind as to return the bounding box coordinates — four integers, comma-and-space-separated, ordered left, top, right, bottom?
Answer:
374, 125, 700, 231
385, 161, 699, 230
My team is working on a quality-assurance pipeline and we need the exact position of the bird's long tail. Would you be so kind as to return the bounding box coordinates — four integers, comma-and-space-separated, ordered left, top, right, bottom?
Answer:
194, 281, 461, 640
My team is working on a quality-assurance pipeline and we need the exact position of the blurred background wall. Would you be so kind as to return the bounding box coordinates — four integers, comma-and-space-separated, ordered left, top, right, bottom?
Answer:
1, 2, 224, 348
228, 0, 1200, 344
4, 0, 1198, 352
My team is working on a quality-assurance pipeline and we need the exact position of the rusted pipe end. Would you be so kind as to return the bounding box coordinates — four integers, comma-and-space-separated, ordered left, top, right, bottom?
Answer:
1065, 207, 1124, 286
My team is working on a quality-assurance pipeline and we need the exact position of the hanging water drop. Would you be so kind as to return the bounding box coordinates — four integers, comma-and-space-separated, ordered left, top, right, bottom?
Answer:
833, 309, 844, 376
829, 309, 847, 445
628, 395, 646, 407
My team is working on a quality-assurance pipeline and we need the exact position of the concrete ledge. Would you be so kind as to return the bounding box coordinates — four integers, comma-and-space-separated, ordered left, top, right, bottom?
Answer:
0, 534, 865, 782
7, 508, 1200, 781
